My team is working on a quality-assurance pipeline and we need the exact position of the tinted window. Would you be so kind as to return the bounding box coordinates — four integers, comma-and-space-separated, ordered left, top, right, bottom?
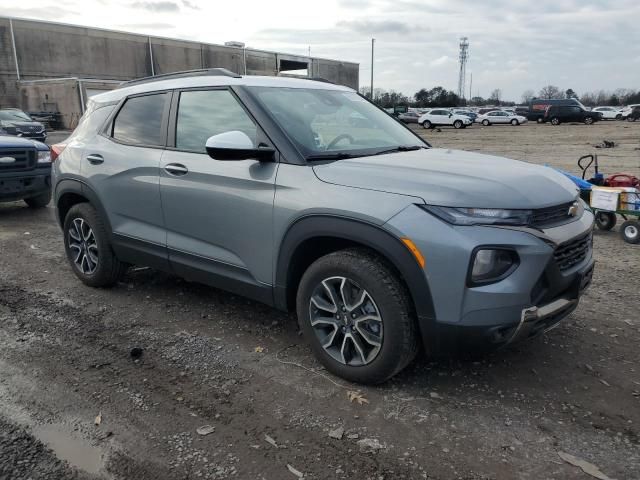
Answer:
175, 90, 257, 152
112, 93, 168, 146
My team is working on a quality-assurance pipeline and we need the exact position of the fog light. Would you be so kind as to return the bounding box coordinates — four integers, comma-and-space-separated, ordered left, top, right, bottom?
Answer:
469, 249, 518, 285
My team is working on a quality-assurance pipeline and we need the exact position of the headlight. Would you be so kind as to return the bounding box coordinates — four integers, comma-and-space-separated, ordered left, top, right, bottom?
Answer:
37, 150, 51, 164
469, 248, 518, 285
420, 205, 533, 226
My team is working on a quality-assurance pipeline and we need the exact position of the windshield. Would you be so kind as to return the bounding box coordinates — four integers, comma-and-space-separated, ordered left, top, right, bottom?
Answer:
246, 87, 426, 159
0, 110, 32, 122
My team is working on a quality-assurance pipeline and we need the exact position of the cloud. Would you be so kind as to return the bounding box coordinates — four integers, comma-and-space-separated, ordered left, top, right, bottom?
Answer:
429, 55, 451, 67
131, 1, 180, 12
337, 20, 412, 35
182, 0, 199, 9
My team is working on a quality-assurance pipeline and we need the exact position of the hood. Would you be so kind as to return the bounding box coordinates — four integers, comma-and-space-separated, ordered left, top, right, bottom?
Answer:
0, 134, 49, 150
312, 148, 579, 209
0, 120, 44, 129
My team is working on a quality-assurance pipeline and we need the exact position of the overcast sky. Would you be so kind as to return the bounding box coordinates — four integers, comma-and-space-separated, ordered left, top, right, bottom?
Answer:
8, 0, 640, 101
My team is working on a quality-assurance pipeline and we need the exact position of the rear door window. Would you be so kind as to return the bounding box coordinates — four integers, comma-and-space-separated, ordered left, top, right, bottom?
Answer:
112, 93, 169, 146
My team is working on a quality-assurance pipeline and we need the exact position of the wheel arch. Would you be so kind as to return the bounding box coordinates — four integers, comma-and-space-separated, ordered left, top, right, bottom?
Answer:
55, 179, 113, 236
274, 215, 436, 331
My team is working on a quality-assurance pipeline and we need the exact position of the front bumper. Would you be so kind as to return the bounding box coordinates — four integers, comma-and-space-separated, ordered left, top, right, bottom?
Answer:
384, 205, 595, 354
0, 170, 51, 202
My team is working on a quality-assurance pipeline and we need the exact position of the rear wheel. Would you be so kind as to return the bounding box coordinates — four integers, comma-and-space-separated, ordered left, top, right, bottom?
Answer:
482, 119, 490, 126
511, 119, 519, 126
621, 220, 640, 244
453, 120, 463, 129
296, 248, 418, 384
595, 211, 617, 231
24, 191, 51, 208
63, 203, 126, 287
584, 117, 594, 125
550, 117, 560, 125
421, 120, 432, 129
627, 116, 637, 122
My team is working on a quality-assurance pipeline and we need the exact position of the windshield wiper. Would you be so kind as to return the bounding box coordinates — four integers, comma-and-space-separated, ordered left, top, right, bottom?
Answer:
373, 145, 425, 156
306, 152, 359, 161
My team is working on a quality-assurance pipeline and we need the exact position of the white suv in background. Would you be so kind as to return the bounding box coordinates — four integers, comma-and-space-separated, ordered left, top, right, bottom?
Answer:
620, 104, 640, 120
592, 106, 623, 120
418, 109, 472, 129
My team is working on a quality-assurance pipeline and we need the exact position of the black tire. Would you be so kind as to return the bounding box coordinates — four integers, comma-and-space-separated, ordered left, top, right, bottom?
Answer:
511, 119, 519, 126
537, 118, 544, 124
595, 211, 617, 231
296, 248, 419, 384
620, 220, 640, 244
63, 203, 126, 287
584, 117, 594, 125
453, 120, 463, 129
627, 116, 637, 122
24, 191, 51, 208
616, 114, 622, 120
421, 120, 432, 129
550, 117, 560, 125
482, 119, 490, 126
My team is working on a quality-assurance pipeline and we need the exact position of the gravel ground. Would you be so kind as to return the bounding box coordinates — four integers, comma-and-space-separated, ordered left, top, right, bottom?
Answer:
0, 122, 638, 480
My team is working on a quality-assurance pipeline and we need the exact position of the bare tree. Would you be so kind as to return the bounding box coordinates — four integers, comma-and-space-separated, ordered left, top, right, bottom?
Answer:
538, 85, 563, 99
521, 89, 535, 104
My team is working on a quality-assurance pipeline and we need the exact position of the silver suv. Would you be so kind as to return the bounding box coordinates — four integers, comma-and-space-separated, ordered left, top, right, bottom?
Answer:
52, 69, 595, 384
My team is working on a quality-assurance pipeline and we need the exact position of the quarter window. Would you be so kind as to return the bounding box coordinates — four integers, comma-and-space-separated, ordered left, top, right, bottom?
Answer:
112, 93, 169, 146
175, 90, 257, 152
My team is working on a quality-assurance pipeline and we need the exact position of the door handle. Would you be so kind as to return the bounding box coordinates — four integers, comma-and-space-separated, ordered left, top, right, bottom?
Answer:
86, 154, 104, 165
164, 163, 189, 176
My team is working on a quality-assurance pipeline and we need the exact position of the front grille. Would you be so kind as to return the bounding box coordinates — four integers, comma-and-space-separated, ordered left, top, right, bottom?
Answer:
0, 149, 37, 173
554, 232, 591, 271
531, 202, 574, 228
16, 125, 43, 134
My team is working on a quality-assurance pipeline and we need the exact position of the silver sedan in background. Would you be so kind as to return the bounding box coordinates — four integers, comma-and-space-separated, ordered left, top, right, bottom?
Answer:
476, 110, 528, 126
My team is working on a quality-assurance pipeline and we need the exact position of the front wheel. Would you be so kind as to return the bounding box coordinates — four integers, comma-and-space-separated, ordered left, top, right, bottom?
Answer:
24, 191, 51, 208
621, 220, 640, 244
296, 248, 418, 384
482, 119, 490, 126
584, 117, 594, 125
595, 211, 617, 231
627, 116, 637, 122
511, 119, 519, 126
63, 203, 126, 287
421, 120, 432, 129
453, 120, 463, 129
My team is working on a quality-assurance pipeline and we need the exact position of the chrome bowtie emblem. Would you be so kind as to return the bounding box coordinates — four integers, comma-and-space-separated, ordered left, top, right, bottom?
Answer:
568, 202, 579, 217
0, 157, 16, 164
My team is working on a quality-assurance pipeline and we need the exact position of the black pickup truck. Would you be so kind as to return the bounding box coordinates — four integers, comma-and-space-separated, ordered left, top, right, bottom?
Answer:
0, 135, 52, 208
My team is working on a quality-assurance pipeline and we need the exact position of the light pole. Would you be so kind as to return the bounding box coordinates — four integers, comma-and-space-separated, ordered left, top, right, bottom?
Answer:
370, 38, 375, 100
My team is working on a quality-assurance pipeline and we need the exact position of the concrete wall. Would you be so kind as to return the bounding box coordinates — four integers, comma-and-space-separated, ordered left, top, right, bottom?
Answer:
0, 16, 359, 125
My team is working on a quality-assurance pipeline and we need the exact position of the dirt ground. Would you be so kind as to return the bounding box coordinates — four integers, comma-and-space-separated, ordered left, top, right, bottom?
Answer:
0, 121, 639, 480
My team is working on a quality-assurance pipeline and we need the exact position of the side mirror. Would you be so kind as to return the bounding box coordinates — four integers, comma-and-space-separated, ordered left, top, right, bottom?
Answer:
205, 131, 275, 162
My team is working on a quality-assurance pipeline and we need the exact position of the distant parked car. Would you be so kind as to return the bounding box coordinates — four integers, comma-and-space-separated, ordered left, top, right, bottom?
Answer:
418, 109, 472, 129
528, 98, 586, 123
514, 106, 529, 117
621, 104, 640, 121
452, 109, 478, 121
476, 111, 527, 126
0, 108, 47, 143
592, 106, 623, 120
397, 111, 421, 124
624, 106, 640, 122
543, 105, 602, 125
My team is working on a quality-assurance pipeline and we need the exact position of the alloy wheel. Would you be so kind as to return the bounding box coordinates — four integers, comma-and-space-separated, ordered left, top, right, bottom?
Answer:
624, 224, 638, 240
68, 218, 99, 275
308, 276, 383, 366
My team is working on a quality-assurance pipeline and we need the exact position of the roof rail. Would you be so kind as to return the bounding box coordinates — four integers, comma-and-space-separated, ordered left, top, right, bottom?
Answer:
121, 68, 241, 87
